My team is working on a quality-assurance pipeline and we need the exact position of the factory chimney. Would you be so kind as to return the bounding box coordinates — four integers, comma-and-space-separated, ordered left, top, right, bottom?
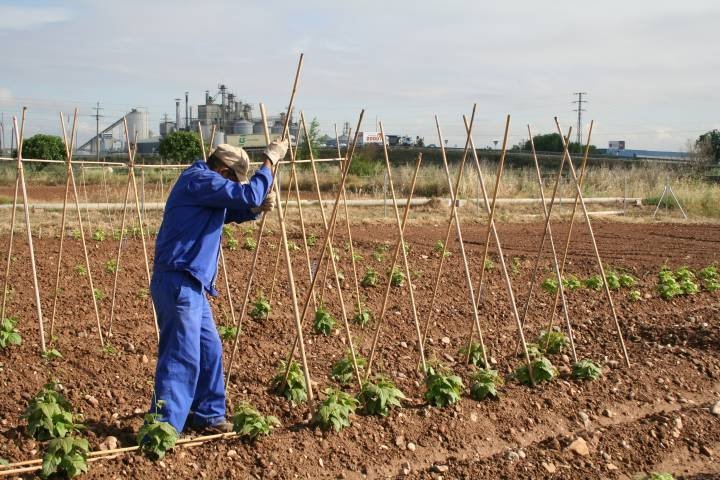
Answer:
175, 98, 181, 130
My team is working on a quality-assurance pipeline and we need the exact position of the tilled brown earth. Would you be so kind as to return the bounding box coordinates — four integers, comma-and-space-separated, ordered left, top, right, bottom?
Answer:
0, 221, 718, 479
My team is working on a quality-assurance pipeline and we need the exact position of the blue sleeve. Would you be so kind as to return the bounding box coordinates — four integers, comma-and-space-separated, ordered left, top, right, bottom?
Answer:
225, 207, 260, 224
186, 166, 273, 209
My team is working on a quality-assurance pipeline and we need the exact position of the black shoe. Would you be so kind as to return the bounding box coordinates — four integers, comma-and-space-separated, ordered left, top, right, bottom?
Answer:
191, 420, 234, 435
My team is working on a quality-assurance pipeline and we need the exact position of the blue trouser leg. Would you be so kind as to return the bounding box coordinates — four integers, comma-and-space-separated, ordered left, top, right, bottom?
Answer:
149, 271, 225, 432
188, 297, 226, 426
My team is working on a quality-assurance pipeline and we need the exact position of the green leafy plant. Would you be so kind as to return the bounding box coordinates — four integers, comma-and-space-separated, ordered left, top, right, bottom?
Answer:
242, 236, 257, 251
469, 368, 504, 401
306, 233, 317, 247
658, 268, 683, 299
71, 229, 81, 241
619, 273, 636, 288
351, 252, 364, 262
643, 474, 675, 480
41, 436, 89, 479
402, 241, 410, 255
0, 316, 22, 349
226, 237, 239, 251
231, 402, 280, 441
222, 225, 235, 238
628, 290, 642, 302
287, 240, 300, 253
137, 401, 178, 459
73, 265, 86, 277
361, 269, 379, 287
249, 294, 271, 321
353, 308, 372, 327
572, 359, 603, 381
584, 275, 603, 291
424, 365, 464, 407
372, 244, 388, 262
91, 229, 105, 242
313, 389, 359, 431
513, 356, 557, 386
313, 307, 336, 335
23, 383, 82, 440
540, 278, 558, 295
358, 377, 405, 417
93, 288, 105, 302
484, 259, 495, 271
537, 330, 568, 354
674, 267, 699, 294
390, 266, 405, 287
510, 257, 521, 275
101, 343, 118, 355
105, 259, 118, 274
137, 288, 149, 300
331, 351, 366, 386
698, 265, 719, 292
606, 272, 621, 290
459, 342, 485, 368
562, 275, 582, 291
217, 325, 238, 342
42, 349, 62, 360
525, 343, 543, 359
271, 360, 307, 405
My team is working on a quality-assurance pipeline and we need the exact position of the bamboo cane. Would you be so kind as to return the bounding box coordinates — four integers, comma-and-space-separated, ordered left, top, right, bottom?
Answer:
364, 123, 427, 377
281, 111, 365, 382
419, 105, 477, 351
462, 115, 534, 383
435, 114, 490, 369
107, 170, 133, 335
364, 153, 423, 379
516, 125, 572, 334
49, 147, 72, 338
0, 175, 19, 321
545, 124, 594, 335
79, 165, 92, 234
553, 118, 630, 366
123, 120, 160, 340
223, 53, 313, 397
524, 124, 577, 361
13, 109, 47, 352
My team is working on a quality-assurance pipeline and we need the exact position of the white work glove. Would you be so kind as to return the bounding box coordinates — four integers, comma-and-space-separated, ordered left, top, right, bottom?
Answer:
263, 138, 289, 166
251, 190, 276, 214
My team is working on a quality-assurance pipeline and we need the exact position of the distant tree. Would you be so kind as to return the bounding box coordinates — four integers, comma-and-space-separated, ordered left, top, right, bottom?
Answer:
415, 136, 425, 148
297, 117, 320, 160
695, 129, 720, 163
22, 134, 65, 161
523, 133, 596, 154
159, 131, 203, 163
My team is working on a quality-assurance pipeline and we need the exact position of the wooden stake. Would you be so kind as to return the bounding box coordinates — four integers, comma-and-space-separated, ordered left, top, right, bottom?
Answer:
553, 118, 630, 366
435, 114, 490, 369
419, 105, 477, 351
364, 124, 427, 377
281, 110, 365, 382
0, 175, 19, 321
462, 114, 534, 383
107, 169, 133, 335
49, 164, 72, 338
523, 124, 577, 361
13, 109, 46, 352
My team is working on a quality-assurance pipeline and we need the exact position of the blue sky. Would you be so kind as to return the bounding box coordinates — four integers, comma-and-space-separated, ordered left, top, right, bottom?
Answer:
1, 0, 718, 150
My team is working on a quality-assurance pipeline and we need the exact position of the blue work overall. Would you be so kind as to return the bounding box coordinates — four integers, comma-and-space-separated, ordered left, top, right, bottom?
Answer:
149, 160, 272, 432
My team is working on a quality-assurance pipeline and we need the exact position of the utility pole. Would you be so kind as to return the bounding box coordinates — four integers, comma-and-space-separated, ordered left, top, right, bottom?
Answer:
93, 102, 104, 161
0, 112, 4, 154
573, 92, 587, 147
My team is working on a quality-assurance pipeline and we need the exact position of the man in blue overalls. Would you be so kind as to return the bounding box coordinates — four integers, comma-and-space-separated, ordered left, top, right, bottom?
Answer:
148, 139, 287, 434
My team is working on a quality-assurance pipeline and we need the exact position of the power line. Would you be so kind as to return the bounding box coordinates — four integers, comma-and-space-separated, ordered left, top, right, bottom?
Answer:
92, 102, 104, 161
573, 92, 587, 146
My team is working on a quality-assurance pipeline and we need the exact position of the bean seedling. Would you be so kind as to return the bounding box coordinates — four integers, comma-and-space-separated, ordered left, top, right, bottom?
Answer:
372, 244, 388, 262
226, 237, 239, 251
424, 365, 464, 407
331, 351, 366, 386
433, 240, 451, 258
541, 278, 558, 295
231, 402, 280, 441
249, 294, 271, 321
105, 259, 118, 274
74, 265, 86, 277
242, 236, 257, 251
644, 474, 674, 480
42, 349, 63, 361
537, 330, 568, 354
313, 306, 336, 336
698, 265, 719, 292
313, 389, 359, 432
41, 436, 89, 479
390, 266, 405, 287
306, 233, 317, 247
584, 275, 603, 291
675, 266, 699, 294
619, 273, 636, 288
0, 316, 22, 349
361, 268, 379, 287
469, 368, 504, 401
484, 258, 495, 271
271, 360, 307, 405
92, 229, 105, 242
22, 382, 83, 441
562, 275, 582, 291
136, 400, 178, 460
572, 359, 603, 381
287, 240, 300, 253
628, 290, 642, 302
458, 342, 485, 368
353, 307, 372, 327
358, 377, 405, 417
513, 356, 557, 386
658, 268, 683, 299
606, 272, 621, 290
217, 325, 238, 342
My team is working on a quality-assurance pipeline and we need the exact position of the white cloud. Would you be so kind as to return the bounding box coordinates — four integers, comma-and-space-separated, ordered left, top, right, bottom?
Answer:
0, 5, 71, 31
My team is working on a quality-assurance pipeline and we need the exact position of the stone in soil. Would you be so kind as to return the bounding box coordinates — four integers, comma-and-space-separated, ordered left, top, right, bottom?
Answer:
567, 437, 590, 456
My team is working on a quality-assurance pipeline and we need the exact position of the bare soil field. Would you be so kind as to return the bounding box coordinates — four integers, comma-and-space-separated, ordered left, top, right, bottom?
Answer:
0, 221, 719, 479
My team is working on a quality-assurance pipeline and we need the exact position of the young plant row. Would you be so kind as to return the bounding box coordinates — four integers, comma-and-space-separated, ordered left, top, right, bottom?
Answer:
657, 265, 718, 299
